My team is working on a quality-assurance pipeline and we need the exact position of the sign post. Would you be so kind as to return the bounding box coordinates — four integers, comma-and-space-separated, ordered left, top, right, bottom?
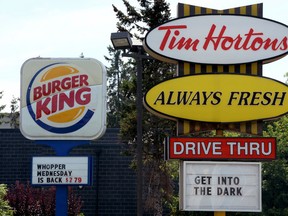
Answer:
215, 129, 224, 216
32, 155, 92, 215
20, 58, 107, 216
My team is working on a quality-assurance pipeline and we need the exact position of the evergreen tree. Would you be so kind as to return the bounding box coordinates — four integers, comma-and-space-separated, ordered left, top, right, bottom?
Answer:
108, 0, 177, 214
0, 91, 6, 124
105, 47, 136, 128
9, 96, 20, 128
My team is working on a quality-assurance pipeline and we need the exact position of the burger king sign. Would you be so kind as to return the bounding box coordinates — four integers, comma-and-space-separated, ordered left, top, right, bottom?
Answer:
20, 58, 106, 140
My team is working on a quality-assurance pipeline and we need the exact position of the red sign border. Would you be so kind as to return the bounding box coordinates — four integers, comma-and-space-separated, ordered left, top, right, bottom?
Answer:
165, 137, 276, 161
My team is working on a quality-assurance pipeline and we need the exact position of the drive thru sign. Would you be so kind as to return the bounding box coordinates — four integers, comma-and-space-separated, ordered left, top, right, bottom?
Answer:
166, 137, 276, 160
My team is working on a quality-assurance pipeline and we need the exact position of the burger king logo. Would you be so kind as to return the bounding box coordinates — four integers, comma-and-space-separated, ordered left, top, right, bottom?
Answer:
20, 58, 106, 140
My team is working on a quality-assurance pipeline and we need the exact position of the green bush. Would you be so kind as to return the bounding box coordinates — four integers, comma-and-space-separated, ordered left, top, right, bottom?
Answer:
0, 184, 14, 216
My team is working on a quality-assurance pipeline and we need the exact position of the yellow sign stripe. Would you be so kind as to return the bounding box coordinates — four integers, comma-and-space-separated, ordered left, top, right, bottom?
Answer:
251, 62, 258, 75
240, 122, 246, 133
206, 8, 212, 14
184, 4, 190, 16
229, 8, 235, 14
206, 65, 213, 73
240, 64, 246, 74
195, 6, 201, 15
229, 65, 235, 73
215, 212, 226, 216
217, 65, 224, 73
251, 4, 258, 16
184, 120, 190, 134
184, 62, 190, 75
195, 64, 201, 73
240, 7, 246, 15
251, 121, 258, 135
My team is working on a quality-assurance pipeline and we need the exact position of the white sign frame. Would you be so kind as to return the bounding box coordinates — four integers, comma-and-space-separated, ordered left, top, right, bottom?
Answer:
180, 161, 262, 212
144, 14, 288, 65
32, 156, 92, 186
20, 58, 107, 140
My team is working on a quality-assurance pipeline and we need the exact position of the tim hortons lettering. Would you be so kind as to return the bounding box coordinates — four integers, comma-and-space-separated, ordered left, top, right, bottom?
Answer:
159, 24, 287, 52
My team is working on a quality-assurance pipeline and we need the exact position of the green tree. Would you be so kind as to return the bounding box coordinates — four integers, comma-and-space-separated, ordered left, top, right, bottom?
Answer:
9, 97, 20, 128
109, 0, 176, 214
261, 116, 288, 215
0, 91, 6, 125
0, 184, 14, 216
226, 116, 288, 216
105, 48, 135, 128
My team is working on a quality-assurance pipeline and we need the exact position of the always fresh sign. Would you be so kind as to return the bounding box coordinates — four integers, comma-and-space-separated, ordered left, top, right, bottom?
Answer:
144, 74, 288, 123
144, 14, 288, 64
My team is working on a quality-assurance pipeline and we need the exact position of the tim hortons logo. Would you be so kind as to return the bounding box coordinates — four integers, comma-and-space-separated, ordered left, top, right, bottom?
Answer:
144, 15, 288, 64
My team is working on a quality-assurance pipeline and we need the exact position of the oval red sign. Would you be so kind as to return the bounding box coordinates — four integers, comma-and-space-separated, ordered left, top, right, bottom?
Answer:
144, 14, 288, 64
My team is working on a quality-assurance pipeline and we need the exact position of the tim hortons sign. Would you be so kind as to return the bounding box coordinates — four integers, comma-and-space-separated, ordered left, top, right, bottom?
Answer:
144, 74, 288, 123
144, 14, 288, 64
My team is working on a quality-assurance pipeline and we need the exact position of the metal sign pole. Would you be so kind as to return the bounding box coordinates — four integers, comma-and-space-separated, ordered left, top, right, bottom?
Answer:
56, 186, 68, 216
36, 140, 89, 216
215, 129, 225, 216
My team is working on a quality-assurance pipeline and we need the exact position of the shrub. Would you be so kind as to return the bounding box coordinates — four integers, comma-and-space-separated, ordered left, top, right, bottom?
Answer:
6, 181, 83, 216
0, 184, 14, 216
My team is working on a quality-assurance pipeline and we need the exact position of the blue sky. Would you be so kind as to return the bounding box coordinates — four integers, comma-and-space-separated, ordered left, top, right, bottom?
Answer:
0, 0, 287, 111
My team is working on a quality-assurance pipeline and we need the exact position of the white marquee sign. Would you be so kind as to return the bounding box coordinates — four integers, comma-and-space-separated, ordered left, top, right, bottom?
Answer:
32, 156, 91, 185
180, 161, 262, 212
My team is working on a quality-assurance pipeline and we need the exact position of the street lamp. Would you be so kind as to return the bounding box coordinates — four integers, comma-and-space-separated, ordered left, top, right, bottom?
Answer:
111, 32, 133, 50
111, 31, 144, 216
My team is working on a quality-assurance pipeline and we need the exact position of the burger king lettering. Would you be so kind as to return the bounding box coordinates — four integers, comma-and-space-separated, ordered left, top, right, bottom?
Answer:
32, 73, 91, 119
33, 74, 89, 100
35, 87, 91, 119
